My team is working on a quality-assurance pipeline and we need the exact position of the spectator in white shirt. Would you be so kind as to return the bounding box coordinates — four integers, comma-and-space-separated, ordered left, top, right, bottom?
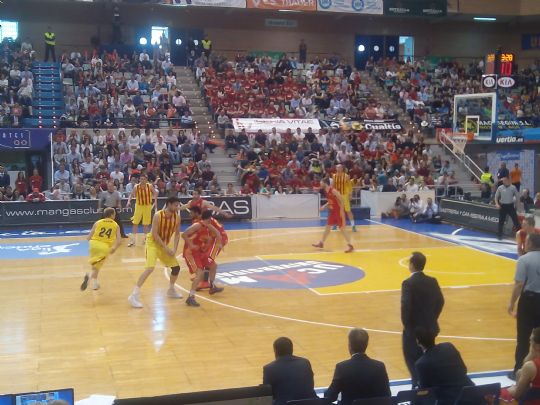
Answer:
404, 178, 419, 192
154, 137, 167, 156
294, 127, 304, 142
408, 194, 424, 218
413, 197, 441, 223
81, 156, 97, 179
127, 78, 139, 95
110, 166, 125, 185
123, 99, 136, 117
268, 128, 282, 145
180, 111, 194, 128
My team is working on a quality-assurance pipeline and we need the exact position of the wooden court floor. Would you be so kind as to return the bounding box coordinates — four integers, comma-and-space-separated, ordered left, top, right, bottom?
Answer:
0, 222, 517, 400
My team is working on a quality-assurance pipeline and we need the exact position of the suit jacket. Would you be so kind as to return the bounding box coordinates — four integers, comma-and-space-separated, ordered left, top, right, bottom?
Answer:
415, 342, 473, 405
401, 271, 444, 333
325, 353, 391, 405
263, 355, 316, 405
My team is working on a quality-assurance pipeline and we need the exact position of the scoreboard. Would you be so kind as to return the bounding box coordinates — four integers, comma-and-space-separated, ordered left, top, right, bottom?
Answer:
485, 52, 514, 76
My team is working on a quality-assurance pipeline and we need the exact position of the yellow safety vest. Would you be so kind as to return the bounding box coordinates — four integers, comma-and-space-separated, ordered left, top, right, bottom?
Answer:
480, 172, 493, 185
44, 32, 56, 46
201, 39, 212, 50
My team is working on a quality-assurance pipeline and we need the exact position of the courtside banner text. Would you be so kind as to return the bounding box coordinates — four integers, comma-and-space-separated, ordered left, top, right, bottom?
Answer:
232, 118, 321, 133
439, 199, 513, 236
0, 197, 252, 226
247, 0, 316, 11
0, 128, 52, 150
160, 0, 246, 7
317, 0, 382, 14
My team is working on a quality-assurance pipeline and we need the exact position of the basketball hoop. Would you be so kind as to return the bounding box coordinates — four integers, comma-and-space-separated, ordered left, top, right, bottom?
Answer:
439, 130, 471, 154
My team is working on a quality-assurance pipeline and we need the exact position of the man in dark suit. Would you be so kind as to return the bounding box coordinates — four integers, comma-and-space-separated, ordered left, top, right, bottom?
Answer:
263, 337, 316, 405
325, 328, 391, 405
415, 327, 473, 405
401, 251, 445, 387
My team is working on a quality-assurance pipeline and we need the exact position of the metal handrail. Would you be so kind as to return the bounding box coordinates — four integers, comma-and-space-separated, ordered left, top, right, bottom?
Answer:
438, 132, 483, 183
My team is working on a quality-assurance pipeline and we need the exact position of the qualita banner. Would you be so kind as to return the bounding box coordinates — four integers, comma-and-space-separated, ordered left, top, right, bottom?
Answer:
232, 118, 321, 133
319, 119, 403, 131
384, 0, 446, 17
160, 0, 246, 6
317, 0, 383, 14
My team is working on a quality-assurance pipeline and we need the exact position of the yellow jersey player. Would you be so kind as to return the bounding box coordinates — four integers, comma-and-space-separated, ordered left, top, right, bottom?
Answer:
128, 196, 182, 309
332, 164, 356, 232
126, 173, 157, 247
81, 207, 121, 291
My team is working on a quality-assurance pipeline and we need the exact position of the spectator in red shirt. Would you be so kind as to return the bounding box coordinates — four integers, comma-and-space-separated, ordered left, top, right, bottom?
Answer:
15, 171, 28, 196
26, 188, 45, 202
29, 168, 43, 191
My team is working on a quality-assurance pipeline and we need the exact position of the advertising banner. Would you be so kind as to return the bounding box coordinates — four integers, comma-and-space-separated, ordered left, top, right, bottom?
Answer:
0, 128, 53, 150
439, 199, 513, 236
0, 197, 252, 227
384, 0, 446, 17
232, 118, 321, 133
317, 0, 383, 14
160, 0, 246, 7
319, 119, 403, 131
246, 0, 317, 11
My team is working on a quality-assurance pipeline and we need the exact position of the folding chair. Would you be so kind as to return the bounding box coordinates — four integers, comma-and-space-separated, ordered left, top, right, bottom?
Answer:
395, 388, 437, 405
454, 383, 500, 405
352, 397, 395, 405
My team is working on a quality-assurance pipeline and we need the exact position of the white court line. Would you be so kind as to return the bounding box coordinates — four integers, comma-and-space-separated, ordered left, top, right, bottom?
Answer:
253, 255, 322, 296
257, 245, 457, 257
367, 219, 517, 263
163, 269, 515, 342
451, 227, 464, 235
228, 229, 317, 243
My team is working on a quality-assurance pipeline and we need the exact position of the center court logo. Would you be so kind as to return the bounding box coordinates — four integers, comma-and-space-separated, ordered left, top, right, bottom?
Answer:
216, 259, 365, 289
0, 242, 87, 259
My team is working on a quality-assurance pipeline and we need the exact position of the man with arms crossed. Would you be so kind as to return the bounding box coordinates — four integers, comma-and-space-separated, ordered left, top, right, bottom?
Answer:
128, 196, 183, 308
81, 208, 121, 291
401, 251, 444, 388
126, 173, 157, 246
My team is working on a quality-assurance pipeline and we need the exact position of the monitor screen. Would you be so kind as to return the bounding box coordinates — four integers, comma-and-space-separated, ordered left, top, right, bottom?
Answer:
0, 395, 12, 405
13, 388, 74, 405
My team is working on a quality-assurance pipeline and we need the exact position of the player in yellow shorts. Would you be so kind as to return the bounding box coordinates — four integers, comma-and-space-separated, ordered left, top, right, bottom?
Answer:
332, 164, 356, 232
81, 207, 121, 291
128, 196, 182, 309
126, 174, 157, 247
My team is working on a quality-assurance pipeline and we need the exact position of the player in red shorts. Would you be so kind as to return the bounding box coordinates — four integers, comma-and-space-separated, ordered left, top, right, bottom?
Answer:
189, 206, 229, 290
312, 178, 354, 253
517, 215, 537, 256
181, 188, 232, 217
182, 210, 224, 306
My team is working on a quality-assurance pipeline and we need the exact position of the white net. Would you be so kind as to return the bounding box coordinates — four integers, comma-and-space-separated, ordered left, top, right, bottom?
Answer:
451, 135, 468, 154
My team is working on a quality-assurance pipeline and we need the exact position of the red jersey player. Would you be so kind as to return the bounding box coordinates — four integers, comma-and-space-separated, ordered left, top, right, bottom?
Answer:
312, 178, 354, 253
189, 206, 229, 290
182, 210, 224, 306
180, 189, 233, 218
517, 215, 537, 256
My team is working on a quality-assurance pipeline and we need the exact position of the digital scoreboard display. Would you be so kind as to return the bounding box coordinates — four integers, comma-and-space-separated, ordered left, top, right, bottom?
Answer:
485, 52, 514, 76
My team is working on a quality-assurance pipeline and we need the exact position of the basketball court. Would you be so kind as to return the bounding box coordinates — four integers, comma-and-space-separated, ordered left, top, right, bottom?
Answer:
0, 218, 519, 400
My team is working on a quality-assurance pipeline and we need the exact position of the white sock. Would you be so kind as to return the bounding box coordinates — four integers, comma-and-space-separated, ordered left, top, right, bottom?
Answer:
350, 219, 355, 226
92, 280, 99, 288
189, 289, 196, 296
133, 286, 140, 295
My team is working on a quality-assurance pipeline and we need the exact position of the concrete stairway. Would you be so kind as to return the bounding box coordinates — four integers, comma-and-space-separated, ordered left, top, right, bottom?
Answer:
359, 71, 413, 132
173, 66, 240, 188
173, 66, 216, 135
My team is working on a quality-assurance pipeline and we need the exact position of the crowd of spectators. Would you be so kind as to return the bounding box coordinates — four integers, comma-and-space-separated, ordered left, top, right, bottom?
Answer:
371, 56, 540, 130
61, 47, 195, 129
198, 52, 401, 123
0, 38, 36, 127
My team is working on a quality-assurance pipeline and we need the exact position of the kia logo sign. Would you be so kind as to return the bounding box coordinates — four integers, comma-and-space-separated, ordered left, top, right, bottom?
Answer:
482, 76, 496, 88
498, 77, 515, 88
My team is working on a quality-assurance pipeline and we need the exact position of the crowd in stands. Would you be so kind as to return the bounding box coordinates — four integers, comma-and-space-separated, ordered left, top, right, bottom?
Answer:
198, 52, 387, 121
0, 38, 36, 127
61, 47, 195, 129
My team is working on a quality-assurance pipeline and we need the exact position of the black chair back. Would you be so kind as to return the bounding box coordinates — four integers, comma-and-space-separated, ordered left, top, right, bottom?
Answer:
352, 397, 395, 405
455, 383, 500, 405
287, 399, 331, 405
395, 388, 437, 404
